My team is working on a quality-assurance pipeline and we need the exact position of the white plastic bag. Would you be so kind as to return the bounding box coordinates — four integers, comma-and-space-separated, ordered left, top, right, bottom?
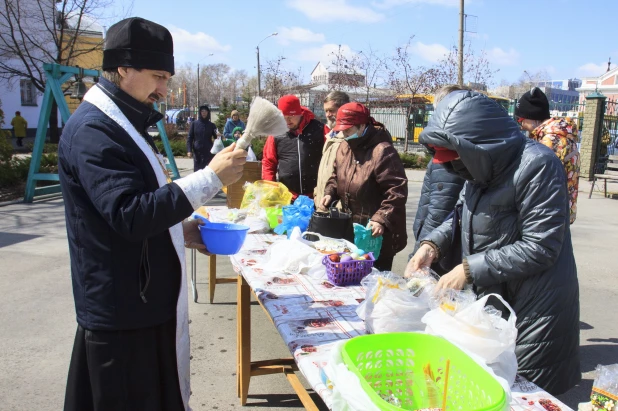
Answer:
210, 137, 225, 154
422, 293, 518, 387
260, 228, 324, 275
357, 271, 436, 334
325, 341, 380, 411
246, 146, 257, 161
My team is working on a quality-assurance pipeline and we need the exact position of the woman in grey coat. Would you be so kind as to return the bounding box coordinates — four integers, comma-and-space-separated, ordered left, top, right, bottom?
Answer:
407, 89, 580, 395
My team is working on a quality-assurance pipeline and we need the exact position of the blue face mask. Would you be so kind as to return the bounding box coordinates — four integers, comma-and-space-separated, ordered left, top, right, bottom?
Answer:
345, 126, 368, 141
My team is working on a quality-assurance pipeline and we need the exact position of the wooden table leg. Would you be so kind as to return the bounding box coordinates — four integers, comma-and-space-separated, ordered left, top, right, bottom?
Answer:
237, 275, 251, 405
208, 255, 217, 303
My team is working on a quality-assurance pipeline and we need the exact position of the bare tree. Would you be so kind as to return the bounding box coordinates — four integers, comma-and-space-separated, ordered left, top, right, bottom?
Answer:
262, 56, 302, 103
328, 45, 364, 91
434, 43, 499, 89
0, 0, 130, 143
167, 63, 197, 110
386, 36, 441, 151
514, 69, 551, 99
356, 45, 386, 106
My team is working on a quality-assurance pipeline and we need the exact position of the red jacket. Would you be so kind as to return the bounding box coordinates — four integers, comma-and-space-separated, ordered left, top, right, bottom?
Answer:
262, 108, 329, 200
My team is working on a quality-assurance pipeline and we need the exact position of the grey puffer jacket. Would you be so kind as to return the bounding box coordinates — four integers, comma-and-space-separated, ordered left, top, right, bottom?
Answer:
420, 90, 580, 395
412, 161, 465, 254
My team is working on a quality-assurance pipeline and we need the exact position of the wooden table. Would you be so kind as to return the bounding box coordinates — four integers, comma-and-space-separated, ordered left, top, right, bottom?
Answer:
229, 233, 575, 411
189, 249, 236, 303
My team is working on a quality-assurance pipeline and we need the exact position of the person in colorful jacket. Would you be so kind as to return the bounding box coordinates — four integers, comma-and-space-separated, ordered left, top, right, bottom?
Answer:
516, 87, 580, 224
262, 95, 328, 200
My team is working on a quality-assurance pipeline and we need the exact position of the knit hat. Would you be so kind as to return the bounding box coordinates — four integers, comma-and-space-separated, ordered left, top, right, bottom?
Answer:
231, 110, 239, 117
103, 17, 175, 75
515, 87, 550, 121
232, 126, 244, 136
278, 95, 302, 116
333, 102, 370, 131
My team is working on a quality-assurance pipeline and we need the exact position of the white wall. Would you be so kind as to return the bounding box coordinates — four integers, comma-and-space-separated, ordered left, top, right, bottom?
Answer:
0, 79, 44, 130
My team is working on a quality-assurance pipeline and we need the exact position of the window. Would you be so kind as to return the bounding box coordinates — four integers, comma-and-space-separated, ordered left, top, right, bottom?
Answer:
20, 79, 37, 106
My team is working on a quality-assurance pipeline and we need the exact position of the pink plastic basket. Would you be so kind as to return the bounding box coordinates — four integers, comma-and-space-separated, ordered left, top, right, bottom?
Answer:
322, 252, 375, 286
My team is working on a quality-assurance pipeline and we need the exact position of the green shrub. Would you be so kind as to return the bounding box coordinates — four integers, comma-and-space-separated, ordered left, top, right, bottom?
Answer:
250, 137, 266, 161
399, 152, 431, 169
155, 139, 187, 157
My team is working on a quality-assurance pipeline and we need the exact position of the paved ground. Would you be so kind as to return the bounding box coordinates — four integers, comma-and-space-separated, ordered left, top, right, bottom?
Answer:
0, 164, 617, 410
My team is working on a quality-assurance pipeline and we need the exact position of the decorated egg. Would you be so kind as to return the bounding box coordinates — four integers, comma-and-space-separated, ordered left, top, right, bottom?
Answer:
340, 255, 353, 262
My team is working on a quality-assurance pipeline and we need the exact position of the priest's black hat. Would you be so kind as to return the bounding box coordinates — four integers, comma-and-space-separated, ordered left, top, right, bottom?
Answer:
103, 17, 174, 75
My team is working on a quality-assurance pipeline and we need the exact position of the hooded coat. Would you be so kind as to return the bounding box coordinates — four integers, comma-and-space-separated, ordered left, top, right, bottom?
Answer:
187, 105, 218, 171
412, 161, 465, 257
420, 90, 580, 395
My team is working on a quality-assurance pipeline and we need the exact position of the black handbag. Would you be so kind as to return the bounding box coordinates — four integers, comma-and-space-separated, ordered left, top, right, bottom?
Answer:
306, 205, 354, 242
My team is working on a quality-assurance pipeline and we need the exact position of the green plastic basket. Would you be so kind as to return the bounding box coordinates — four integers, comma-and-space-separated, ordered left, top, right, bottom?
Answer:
341, 333, 507, 411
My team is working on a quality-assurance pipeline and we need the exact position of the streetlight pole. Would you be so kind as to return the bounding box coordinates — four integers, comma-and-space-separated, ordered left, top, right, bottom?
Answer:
196, 54, 214, 111
256, 32, 278, 97
458, 0, 464, 86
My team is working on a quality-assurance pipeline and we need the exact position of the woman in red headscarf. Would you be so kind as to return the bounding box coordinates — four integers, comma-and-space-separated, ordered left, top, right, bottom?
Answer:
321, 102, 408, 271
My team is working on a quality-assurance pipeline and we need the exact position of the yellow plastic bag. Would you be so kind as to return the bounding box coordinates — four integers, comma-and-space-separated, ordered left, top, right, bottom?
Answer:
240, 180, 293, 210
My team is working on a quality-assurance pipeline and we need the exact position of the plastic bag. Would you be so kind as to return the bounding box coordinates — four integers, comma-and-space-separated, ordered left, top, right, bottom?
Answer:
429, 288, 477, 315
353, 223, 383, 259
274, 195, 314, 236
265, 207, 283, 229
240, 180, 293, 211
356, 270, 437, 334
324, 341, 381, 411
222, 138, 236, 147
261, 227, 324, 274
247, 146, 257, 161
590, 364, 618, 411
210, 137, 225, 154
422, 293, 518, 387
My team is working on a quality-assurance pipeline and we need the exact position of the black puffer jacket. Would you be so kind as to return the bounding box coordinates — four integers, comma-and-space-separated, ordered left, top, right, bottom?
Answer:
412, 161, 465, 255
420, 90, 580, 395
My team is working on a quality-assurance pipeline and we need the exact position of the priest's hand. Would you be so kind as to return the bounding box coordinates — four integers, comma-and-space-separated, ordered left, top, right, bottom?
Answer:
208, 143, 247, 186
182, 219, 212, 256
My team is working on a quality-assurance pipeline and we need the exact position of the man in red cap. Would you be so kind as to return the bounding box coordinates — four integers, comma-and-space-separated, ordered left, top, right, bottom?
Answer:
262, 95, 328, 199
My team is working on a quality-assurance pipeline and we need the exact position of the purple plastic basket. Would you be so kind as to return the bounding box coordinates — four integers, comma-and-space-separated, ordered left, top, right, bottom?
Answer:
322, 252, 375, 286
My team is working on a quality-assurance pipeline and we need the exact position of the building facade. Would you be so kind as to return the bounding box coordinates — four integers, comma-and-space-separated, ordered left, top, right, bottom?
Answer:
0, 1, 102, 138
578, 68, 618, 115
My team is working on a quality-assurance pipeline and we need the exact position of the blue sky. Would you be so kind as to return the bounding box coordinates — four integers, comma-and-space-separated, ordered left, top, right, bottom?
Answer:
106, 0, 614, 85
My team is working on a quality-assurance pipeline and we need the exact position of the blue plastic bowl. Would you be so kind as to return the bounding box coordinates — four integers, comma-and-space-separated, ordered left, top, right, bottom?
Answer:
197, 221, 249, 255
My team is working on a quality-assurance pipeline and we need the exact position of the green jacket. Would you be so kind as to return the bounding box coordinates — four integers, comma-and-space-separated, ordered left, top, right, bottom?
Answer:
11, 115, 28, 137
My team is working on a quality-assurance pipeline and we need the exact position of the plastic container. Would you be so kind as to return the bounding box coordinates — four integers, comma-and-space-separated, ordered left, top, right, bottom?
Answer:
196, 216, 249, 255
322, 252, 375, 286
341, 333, 507, 411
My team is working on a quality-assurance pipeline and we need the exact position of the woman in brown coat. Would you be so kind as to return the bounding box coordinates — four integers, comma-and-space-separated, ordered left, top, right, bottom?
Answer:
321, 102, 408, 271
